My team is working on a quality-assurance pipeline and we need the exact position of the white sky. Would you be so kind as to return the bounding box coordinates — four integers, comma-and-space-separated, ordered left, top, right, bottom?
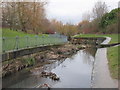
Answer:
45, 0, 119, 24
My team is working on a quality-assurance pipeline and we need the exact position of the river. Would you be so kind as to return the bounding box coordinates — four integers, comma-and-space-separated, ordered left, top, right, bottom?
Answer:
2, 37, 118, 88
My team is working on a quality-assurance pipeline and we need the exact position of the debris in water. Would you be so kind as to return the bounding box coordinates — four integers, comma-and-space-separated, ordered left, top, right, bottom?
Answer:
41, 71, 60, 81
36, 83, 51, 88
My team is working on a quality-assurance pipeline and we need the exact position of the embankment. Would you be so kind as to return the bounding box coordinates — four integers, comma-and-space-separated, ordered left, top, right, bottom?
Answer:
2, 43, 85, 78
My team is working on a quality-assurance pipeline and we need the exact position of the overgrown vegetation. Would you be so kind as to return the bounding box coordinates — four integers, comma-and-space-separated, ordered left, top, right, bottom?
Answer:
99, 8, 120, 33
22, 57, 35, 66
77, 6, 119, 34
100, 8, 120, 28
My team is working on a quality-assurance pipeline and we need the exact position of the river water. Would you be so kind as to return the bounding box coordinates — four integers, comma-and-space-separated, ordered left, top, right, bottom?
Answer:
2, 38, 118, 88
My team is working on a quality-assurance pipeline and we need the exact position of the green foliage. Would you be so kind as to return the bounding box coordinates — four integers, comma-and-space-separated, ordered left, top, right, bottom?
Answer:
107, 46, 119, 79
78, 8, 120, 34
77, 45, 82, 49
2, 28, 35, 37
100, 8, 120, 28
2, 28, 49, 37
2, 28, 65, 52
23, 57, 35, 66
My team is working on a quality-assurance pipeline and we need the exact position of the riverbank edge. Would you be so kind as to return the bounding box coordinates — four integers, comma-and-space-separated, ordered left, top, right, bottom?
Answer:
2, 36, 107, 78
74, 34, 119, 79
91, 37, 118, 88
2, 43, 85, 78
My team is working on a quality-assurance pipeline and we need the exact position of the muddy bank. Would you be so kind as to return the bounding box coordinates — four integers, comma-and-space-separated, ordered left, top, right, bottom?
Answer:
2, 43, 86, 78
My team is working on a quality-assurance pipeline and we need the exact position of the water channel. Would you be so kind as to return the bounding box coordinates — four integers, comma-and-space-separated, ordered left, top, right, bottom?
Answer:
2, 37, 118, 88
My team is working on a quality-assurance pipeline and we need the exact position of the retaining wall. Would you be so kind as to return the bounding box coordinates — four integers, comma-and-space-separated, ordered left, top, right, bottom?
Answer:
2, 44, 64, 61
71, 37, 106, 45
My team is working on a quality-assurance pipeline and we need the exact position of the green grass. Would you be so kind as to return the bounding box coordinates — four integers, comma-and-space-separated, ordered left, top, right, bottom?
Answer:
2, 28, 66, 52
2, 28, 34, 37
22, 57, 35, 66
107, 46, 119, 79
74, 34, 119, 44
2, 28, 49, 37
74, 34, 119, 79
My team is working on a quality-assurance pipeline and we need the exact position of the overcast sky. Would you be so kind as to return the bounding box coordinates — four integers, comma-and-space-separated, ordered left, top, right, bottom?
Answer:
45, 0, 119, 24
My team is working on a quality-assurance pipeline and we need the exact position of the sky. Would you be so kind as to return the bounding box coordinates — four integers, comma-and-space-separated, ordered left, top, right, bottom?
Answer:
45, 0, 119, 24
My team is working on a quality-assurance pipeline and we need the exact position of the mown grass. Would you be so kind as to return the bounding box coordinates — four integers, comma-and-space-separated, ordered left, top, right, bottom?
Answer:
107, 45, 119, 79
2, 28, 66, 52
2, 28, 48, 37
74, 34, 119, 79
74, 34, 118, 44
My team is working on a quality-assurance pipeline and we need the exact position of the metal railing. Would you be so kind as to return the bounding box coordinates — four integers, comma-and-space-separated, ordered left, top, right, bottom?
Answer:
2, 34, 68, 53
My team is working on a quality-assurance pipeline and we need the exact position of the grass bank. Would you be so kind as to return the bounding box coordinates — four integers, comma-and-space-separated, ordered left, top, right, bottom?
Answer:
74, 34, 119, 79
2, 28, 66, 52
2, 28, 49, 37
107, 45, 119, 79
74, 34, 118, 44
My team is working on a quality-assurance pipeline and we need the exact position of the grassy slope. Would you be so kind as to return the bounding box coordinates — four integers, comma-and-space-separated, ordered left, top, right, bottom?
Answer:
2, 28, 40, 51
2, 28, 63, 52
107, 45, 119, 79
2, 28, 49, 37
2, 28, 34, 37
106, 34, 119, 79
75, 34, 119, 79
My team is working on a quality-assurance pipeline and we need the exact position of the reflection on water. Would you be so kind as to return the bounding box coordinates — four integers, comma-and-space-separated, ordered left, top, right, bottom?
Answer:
2, 48, 97, 88
84, 48, 97, 58
82, 48, 97, 65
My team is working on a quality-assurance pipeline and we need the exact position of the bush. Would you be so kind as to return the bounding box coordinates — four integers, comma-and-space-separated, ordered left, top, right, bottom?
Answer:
106, 23, 118, 34
100, 8, 120, 29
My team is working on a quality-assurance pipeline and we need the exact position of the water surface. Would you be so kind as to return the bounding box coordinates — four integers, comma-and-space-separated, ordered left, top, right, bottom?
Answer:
3, 48, 97, 88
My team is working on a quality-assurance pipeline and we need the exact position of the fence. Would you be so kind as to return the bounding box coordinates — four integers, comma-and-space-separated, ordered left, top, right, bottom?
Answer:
2, 34, 68, 53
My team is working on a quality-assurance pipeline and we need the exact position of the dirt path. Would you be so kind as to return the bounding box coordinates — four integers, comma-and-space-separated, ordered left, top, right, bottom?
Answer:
91, 37, 118, 88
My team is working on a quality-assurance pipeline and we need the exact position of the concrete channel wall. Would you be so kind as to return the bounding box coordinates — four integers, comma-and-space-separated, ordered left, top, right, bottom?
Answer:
72, 37, 106, 45
2, 44, 63, 62
2, 37, 106, 62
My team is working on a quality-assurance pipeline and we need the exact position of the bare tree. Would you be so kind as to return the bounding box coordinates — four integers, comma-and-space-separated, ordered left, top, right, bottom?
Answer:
82, 12, 91, 21
2, 1, 48, 34
119, 1, 120, 8
92, 1, 108, 19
